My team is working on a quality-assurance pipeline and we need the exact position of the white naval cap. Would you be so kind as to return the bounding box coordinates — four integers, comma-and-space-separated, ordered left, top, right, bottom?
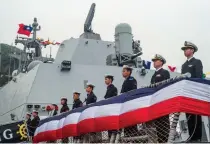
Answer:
86, 82, 95, 88
26, 112, 31, 116
122, 65, 133, 70
105, 74, 114, 77
152, 54, 166, 64
61, 97, 68, 101
181, 41, 198, 52
105, 74, 114, 80
73, 90, 81, 94
32, 110, 38, 114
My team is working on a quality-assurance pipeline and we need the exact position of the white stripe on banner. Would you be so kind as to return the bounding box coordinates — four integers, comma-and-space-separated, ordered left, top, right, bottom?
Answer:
35, 80, 210, 135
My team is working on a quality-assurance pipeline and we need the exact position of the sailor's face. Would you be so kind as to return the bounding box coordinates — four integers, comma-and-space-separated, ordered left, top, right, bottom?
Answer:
26, 114, 30, 119
105, 78, 111, 85
61, 100, 65, 105
32, 112, 37, 117
73, 93, 79, 100
86, 86, 92, 93
184, 48, 193, 57
122, 69, 129, 78
153, 60, 162, 69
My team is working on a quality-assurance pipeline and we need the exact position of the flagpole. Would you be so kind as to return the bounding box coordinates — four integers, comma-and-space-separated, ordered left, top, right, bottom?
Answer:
8, 43, 13, 82
50, 46, 52, 58
0, 43, 1, 74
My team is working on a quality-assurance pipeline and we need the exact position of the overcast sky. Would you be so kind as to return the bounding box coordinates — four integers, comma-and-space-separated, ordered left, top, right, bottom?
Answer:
0, 0, 210, 72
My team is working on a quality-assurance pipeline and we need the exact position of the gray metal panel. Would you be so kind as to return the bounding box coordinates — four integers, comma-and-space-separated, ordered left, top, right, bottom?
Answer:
55, 38, 115, 66
0, 65, 39, 123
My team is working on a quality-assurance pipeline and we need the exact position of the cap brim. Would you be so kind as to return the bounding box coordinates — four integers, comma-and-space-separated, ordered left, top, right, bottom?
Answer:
152, 58, 165, 64
181, 46, 194, 50
152, 58, 161, 62
73, 92, 81, 94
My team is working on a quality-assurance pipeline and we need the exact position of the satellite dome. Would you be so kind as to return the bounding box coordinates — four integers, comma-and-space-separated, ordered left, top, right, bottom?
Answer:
27, 60, 43, 71
115, 23, 132, 34
12, 70, 18, 77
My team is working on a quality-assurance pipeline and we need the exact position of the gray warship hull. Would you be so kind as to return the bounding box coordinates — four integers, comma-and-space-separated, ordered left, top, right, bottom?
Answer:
0, 3, 209, 143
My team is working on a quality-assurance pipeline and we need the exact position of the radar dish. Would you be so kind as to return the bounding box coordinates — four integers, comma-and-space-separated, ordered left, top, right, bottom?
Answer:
27, 60, 43, 71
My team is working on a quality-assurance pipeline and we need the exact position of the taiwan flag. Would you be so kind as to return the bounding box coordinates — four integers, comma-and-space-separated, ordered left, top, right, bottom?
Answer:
17, 24, 33, 37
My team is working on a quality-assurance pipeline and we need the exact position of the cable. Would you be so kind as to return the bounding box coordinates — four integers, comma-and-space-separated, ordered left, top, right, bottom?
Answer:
176, 114, 198, 143
184, 115, 198, 142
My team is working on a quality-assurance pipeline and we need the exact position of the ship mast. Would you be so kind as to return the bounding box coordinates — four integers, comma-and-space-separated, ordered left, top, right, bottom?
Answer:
15, 17, 42, 57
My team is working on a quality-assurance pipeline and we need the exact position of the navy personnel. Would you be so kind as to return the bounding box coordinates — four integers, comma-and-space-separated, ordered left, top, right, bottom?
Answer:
30, 110, 40, 138
104, 74, 118, 139
150, 54, 170, 143
181, 41, 203, 142
60, 97, 70, 113
60, 98, 70, 143
25, 112, 31, 126
25, 113, 33, 139
85, 83, 97, 105
151, 54, 170, 84
120, 65, 137, 94
104, 74, 118, 99
72, 91, 83, 109
120, 65, 138, 137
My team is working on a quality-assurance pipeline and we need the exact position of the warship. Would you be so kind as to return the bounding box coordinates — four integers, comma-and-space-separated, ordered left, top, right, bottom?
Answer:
0, 3, 209, 143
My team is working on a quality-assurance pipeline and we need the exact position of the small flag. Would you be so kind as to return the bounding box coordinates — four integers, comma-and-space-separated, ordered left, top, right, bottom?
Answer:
54, 42, 61, 45
168, 65, 176, 72
17, 24, 33, 37
143, 60, 151, 69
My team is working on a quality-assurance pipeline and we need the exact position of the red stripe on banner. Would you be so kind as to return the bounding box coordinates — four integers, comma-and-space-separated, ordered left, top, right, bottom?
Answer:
33, 96, 210, 143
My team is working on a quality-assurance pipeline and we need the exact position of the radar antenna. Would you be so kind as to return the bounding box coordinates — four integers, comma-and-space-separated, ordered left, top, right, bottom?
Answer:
84, 3, 96, 33
80, 3, 101, 40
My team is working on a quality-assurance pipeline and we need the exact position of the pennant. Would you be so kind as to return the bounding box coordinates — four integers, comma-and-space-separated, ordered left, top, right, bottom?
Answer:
168, 65, 176, 72
142, 60, 151, 69
54, 42, 61, 45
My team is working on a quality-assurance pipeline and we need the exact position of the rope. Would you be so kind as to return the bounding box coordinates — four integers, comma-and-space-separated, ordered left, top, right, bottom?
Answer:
0, 103, 25, 116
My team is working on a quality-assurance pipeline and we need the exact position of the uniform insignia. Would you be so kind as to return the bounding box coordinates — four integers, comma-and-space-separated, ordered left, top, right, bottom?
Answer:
156, 74, 161, 77
129, 77, 134, 80
188, 65, 193, 67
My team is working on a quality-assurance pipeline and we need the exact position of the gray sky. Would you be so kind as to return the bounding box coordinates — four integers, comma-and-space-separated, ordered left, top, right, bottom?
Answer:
0, 0, 210, 72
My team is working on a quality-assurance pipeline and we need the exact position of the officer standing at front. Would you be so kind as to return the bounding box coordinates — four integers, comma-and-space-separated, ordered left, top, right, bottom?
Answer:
181, 41, 203, 142
60, 97, 69, 113
120, 65, 138, 137
104, 74, 118, 139
85, 83, 97, 105
150, 54, 170, 143
72, 91, 83, 109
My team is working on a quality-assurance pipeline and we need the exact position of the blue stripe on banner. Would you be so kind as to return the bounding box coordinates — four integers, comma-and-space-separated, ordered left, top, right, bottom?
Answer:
38, 78, 210, 126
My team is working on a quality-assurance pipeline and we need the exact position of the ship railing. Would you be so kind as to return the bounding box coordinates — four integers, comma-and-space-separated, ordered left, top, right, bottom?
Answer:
35, 73, 204, 143
57, 74, 192, 143
39, 112, 208, 143
30, 73, 209, 143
